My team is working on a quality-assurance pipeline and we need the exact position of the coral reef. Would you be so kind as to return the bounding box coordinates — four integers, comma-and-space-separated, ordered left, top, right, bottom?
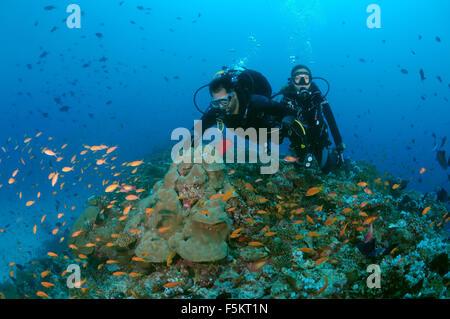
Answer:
1, 154, 449, 299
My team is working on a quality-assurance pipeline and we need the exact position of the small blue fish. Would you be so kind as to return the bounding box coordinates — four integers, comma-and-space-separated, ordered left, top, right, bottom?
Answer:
357, 239, 393, 259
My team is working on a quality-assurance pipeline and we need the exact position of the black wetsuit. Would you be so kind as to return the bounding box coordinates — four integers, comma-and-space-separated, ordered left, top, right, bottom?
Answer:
197, 70, 296, 140
280, 82, 343, 165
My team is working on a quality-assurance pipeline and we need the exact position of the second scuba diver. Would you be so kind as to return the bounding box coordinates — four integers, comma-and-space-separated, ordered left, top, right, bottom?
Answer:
275, 65, 345, 173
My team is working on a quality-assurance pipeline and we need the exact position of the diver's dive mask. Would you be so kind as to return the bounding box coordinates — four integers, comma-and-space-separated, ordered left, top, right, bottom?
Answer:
292, 72, 311, 86
210, 91, 234, 110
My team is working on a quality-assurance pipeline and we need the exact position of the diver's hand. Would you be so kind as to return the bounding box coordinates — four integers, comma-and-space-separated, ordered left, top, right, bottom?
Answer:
337, 152, 344, 167
336, 143, 345, 153
336, 143, 345, 167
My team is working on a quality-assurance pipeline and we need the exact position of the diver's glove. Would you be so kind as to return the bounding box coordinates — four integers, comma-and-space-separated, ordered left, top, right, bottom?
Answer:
336, 143, 345, 153
336, 143, 345, 167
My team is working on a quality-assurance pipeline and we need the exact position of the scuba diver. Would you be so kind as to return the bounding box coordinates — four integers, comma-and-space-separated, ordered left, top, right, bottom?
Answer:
274, 65, 345, 173
193, 66, 297, 146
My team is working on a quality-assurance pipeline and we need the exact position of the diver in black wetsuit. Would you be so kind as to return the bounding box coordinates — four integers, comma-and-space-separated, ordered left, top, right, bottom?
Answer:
276, 65, 345, 173
193, 67, 296, 144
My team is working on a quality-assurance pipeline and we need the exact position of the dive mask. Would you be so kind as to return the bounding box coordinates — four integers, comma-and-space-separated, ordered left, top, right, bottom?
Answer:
292, 72, 311, 86
210, 91, 234, 110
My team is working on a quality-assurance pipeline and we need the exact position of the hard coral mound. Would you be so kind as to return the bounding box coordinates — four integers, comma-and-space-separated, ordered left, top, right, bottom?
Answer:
132, 155, 233, 262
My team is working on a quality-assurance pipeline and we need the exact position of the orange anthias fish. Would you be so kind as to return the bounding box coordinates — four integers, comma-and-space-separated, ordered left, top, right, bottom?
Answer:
249, 241, 264, 246
106, 146, 118, 154
222, 189, 234, 201
314, 257, 328, 267
72, 230, 83, 237
125, 194, 140, 201
245, 183, 256, 192
43, 149, 57, 157
359, 211, 368, 217
360, 201, 369, 208
364, 223, 374, 243
210, 193, 224, 200
315, 276, 328, 295
327, 192, 337, 198
96, 159, 107, 165
167, 250, 176, 266
422, 206, 431, 215
307, 231, 320, 237
363, 215, 379, 225
264, 232, 277, 237
249, 259, 270, 272
297, 247, 315, 253
357, 182, 368, 187
123, 205, 131, 215
306, 215, 315, 225
324, 218, 337, 226
284, 156, 299, 163
164, 281, 183, 289
119, 185, 136, 193
113, 272, 126, 276
306, 187, 322, 196
339, 223, 348, 237
158, 226, 171, 233
36, 291, 49, 298
51, 173, 59, 187
90, 145, 108, 151
419, 167, 426, 174
314, 205, 323, 212
127, 160, 144, 167
230, 228, 243, 238
41, 282, 54, 288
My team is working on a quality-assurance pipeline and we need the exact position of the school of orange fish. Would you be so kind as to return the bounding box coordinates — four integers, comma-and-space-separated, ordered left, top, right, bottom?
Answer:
0, 137, 448, 298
